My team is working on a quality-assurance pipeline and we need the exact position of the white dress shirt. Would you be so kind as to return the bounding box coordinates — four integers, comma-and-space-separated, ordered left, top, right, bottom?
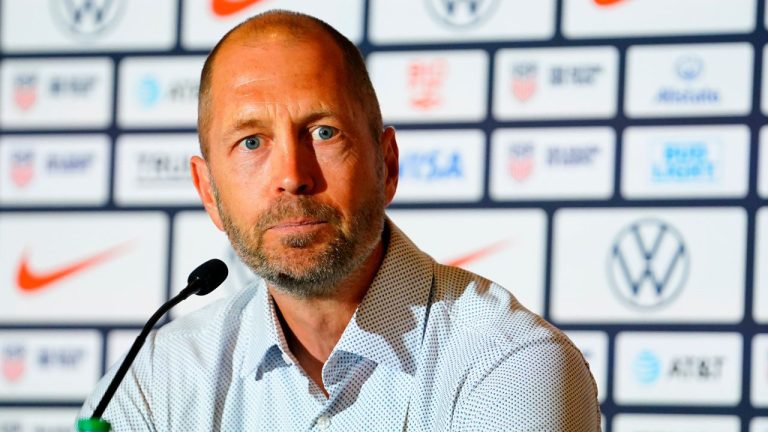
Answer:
79, 222, 600, 431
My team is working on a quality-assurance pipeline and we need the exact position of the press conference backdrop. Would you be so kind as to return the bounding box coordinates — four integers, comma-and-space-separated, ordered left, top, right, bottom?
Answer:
0, 0, 765, 430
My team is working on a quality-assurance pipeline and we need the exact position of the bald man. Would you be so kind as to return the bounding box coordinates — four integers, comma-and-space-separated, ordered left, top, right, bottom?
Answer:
79, 10, 600, 431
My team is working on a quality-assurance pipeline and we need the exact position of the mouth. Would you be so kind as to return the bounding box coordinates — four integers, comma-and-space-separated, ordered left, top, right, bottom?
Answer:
267, 218, 327, 233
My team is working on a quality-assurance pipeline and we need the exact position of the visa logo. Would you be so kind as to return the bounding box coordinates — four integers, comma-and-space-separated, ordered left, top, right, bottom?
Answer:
399, 150, 464, 181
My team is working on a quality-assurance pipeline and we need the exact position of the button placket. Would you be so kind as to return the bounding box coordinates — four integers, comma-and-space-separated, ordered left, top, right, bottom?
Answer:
316, 415, 331, 430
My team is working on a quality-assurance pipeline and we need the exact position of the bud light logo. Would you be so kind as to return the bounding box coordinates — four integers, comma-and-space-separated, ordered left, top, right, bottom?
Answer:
651, 141, 719, 183
634, 350, 661, 384
426, 0, 499, 27
608, 219, 689, 308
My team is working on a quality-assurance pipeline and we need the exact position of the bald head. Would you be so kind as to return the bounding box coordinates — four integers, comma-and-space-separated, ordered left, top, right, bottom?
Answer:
197, 10, 383, 159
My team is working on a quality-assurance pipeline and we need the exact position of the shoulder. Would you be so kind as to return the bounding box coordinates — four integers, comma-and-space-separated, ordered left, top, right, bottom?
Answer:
429, 264, 600, 430
145, 280, 262, 370
156, 280, 260, 340
432, 263, 564, 349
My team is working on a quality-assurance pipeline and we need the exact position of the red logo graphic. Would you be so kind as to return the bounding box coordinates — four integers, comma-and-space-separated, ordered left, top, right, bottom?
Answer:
211, 0, 267, 16
13, 74, 38, 111
444, 239, 510, 268
510, 63, 537, 102
16, 242, 132, 293
594, 0, 627, 6
10, 151, 34, 188
1, 345, 25, 382
408, 58, 447, 111
507, 143, 534, 182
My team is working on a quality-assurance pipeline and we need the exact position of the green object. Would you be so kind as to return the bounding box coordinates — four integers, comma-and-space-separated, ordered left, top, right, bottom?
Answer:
76, 418, 112, 432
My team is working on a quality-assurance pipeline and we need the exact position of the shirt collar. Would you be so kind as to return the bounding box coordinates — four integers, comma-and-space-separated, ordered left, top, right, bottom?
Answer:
239, 278, 292, 379
334, 221, 433, 375
239, 219, 434, 378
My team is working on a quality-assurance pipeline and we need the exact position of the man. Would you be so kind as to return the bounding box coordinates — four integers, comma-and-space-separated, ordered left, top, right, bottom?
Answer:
80, 10, 600, 431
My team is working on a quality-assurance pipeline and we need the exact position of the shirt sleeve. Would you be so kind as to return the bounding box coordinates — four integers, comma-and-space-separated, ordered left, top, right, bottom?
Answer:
76, 336, 158, 432
451, 336, 601, 432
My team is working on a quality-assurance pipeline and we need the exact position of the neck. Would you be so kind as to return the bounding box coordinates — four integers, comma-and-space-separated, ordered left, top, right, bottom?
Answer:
269, 236, 386, 395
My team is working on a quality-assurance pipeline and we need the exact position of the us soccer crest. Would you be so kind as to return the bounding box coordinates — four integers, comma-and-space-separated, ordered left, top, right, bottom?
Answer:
1, 345, 26, 382
510, 63, 537, 102
507, 143, 534, 181
13, 74, 38, 111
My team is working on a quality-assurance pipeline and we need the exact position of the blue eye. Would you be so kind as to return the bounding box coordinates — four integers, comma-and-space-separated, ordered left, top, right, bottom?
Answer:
240, 136, 260, 150
312, 126, 337, 141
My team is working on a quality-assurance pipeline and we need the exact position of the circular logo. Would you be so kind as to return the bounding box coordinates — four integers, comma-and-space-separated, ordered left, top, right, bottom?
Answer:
137, 76, 161, 108
607, 218, 689, 309
675, 56, 703, 81
50, 0, 125, 39
633, 350, 661, 384
426, 0, 499, 28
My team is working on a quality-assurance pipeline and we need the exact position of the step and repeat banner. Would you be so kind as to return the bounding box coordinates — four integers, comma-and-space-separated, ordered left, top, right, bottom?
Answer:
0, 0, 766, 430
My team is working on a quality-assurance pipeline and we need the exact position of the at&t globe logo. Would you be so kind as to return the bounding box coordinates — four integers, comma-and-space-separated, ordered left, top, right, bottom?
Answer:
426, 0, 498, 27
634, 350, 661, 384
608, 219, 689, 308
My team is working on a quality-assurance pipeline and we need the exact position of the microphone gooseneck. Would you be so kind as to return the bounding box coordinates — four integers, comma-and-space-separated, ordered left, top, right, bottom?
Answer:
79, 259, 228, 430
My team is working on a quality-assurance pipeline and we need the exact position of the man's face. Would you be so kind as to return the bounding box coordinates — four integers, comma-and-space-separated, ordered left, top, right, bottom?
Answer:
192, 30, 398, 297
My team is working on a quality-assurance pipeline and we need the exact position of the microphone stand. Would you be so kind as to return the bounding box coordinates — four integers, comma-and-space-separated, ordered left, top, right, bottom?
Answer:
77, 259, 227, 432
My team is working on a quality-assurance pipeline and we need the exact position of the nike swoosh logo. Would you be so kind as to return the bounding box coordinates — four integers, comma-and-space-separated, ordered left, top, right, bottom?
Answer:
16, 242, 132, 293
594, 0, 626, 6
444, 239, 510, 268
211, 0, 266, 16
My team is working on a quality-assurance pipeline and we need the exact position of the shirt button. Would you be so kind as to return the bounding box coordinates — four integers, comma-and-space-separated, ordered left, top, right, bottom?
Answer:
316, 415, 331, 430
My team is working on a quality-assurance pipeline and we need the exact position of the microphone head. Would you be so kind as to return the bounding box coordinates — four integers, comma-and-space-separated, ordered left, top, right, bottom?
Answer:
187, 258, 228, 296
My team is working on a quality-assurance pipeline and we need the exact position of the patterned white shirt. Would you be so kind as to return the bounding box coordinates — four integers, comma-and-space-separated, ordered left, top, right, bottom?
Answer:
79, 222, 600, 431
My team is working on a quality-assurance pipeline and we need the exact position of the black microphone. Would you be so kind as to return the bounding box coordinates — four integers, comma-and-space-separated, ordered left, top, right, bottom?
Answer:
78, 259, 228, 431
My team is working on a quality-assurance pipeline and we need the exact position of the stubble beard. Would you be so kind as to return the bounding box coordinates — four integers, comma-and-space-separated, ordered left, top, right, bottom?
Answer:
211, 181, 386, 299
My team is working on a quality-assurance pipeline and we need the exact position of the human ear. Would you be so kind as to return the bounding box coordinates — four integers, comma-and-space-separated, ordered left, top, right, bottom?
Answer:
190, 155, 225, 231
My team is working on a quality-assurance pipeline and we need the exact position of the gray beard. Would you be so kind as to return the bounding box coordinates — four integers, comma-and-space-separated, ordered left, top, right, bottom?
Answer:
213, 184, 385, 298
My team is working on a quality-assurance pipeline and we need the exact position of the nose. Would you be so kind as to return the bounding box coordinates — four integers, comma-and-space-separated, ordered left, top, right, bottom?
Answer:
272, 135, 318, 195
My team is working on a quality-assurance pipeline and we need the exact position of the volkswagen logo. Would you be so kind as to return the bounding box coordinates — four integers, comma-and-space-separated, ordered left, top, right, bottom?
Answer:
608, 219, 689, 309
426, 0, 499, 28
50, 0, 125, 38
